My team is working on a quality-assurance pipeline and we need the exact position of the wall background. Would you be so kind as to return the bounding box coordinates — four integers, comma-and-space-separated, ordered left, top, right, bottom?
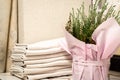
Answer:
18, 0, 91, 44
18, 0, 120, 55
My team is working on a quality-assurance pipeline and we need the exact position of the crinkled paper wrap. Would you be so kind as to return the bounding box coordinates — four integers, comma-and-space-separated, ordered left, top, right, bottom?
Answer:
59, 18, 120, 80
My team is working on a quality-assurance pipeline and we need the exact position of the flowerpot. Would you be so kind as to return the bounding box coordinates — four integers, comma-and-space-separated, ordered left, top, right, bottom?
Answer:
60, 18, 120, 80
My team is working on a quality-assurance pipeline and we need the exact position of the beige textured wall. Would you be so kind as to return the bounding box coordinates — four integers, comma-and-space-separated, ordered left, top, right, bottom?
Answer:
18, 0, 91, 44
0, 0, 11, 72
6, 0, 18, 72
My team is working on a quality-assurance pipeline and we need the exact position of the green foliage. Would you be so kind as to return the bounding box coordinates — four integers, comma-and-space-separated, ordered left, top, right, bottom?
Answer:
65, 0, 120, 44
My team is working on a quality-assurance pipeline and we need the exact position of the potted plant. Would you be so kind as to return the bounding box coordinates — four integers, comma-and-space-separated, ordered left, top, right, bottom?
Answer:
60, 0, 120, 80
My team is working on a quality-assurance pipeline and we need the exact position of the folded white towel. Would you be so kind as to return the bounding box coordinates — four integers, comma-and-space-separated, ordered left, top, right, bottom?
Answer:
13, 46, 27, 53
11, 54, 26, 61
25, 47, 64, 56
26, 60, 72, 68
12, 61, 24, 66
24, 68, 72, 80
15, 44, 27, 46
11, 51, 69, 61
13, 47, 64, 56
24, 67, 71, 75
27, 38, 65, 50
10, 65, 23, 73
42, 78, 72, 80
42, 75, 72, 80
11, 72, 24, 78
11, 68, 72, 79
10, 65, 71, 74
24, 55, 71, 65
13, 55, 72, 66
12, 44, 27, 54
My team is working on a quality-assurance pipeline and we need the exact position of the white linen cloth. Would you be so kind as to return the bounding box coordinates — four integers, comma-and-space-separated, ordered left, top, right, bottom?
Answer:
25, 47, 64, 56
27, 38, 65, 50
13, 46, 27, 53
10, 65, 71, 74
11, 72, 24, 78
12, 55, 71, 66
11, 51, 69, 61
13, 47, 64, 56
24, 68, 72, 80
14, 37, 65, 50
10, 37, 72, 80
26, 60, 72, 68
11, 68, 72, 79
42, 75, 72, 80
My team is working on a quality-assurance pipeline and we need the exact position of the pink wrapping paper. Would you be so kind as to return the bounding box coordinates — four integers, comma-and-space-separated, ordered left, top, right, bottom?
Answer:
59, 18, 120, 80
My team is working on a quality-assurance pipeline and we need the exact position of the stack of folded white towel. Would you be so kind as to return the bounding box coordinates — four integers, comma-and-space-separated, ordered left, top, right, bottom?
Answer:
10, 38, 72, 80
